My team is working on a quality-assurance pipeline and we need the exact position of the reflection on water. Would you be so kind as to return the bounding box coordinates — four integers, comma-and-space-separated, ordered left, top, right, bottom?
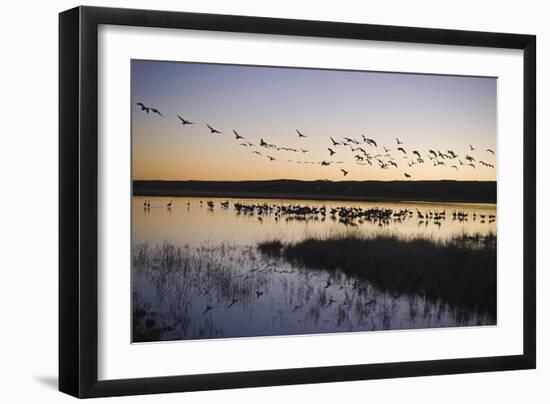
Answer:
132, 196, 496, 342
133, 197, 496, 246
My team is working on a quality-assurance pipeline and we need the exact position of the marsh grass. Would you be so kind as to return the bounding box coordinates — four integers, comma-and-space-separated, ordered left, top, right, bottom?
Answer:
258, 233, 496, 317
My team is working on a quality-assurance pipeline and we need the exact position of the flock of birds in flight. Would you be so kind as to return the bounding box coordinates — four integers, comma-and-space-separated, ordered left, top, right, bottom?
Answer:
136, 102, 496, 179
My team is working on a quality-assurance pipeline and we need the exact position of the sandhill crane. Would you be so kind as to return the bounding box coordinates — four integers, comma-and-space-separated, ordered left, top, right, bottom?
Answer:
328, 148, 336, 156
469, 144, 475, 151
330, 137, 341, 146
486, 148, 495, 155
404, 173, 411, 178
136, 102, 150, 113
396, 137, 403, 145
233, 130, 244, 139
177, 115, 193, 125
365, 138, 377, 147
166, 200, 173, 209
340, 169, 349, 176
267, 155, 277, 161
296, 129, 307, 138
207, 124, 222, 134
397, 147, 407, 154
150, 108, 163, 117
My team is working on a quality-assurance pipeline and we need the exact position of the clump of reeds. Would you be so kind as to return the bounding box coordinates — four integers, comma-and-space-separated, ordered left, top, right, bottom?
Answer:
258, 233, 496, 317
257, 239, 284, 256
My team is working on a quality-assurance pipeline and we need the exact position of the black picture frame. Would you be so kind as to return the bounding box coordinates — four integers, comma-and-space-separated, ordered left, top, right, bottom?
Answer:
59, 6, 536, 398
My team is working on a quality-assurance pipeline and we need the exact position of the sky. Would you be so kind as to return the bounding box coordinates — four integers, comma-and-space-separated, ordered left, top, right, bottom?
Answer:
132, 60, 497, 182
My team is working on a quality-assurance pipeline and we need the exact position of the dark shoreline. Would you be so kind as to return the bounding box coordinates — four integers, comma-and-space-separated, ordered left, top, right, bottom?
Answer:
133, 179, 497, 204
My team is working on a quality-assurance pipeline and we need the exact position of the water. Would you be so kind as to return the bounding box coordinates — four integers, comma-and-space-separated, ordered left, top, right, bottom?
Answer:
132, 196, 496, 342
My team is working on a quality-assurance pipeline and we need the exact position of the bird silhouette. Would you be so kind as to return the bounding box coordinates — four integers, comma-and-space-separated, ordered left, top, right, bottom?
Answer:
252, 151, 262, 155
150, 108, 163, 117
296, 129, 307, 138
340, 169, 349, 176
166, 200, 173, 209
396, 137, 403, 145
207, 124, 222, 134
365, 138, 377, 147
330, 137, 341, 146
300, 148, 309, 153
177, 115, 193, 125
267, 155, 277, 161
404, 173, 411, 178
397, 147, 407, 154
136, 102, 150, 113
486, 148, 495, 155
469, 144, 475, 151
233, 130, 244, 139
328, 148, 336, 156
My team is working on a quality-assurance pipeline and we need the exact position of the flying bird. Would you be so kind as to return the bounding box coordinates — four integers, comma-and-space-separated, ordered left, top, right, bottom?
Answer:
150, 108, 163, 117
300, 148, 309, 153
340, 169, 349, 176
207, 124, 222, 134
296, 129, 307, 138
486, 148, 495, 155
328, 148, 336, 156
365, 138, 377, 147
136, 102, 150, 113
396, 137, 404, 145
267, 155, 277, 161
397, 147, 407, 154
404, 173, 411, 178
177, 115, 193, 125
469, 144, 476, 151
330, 137, 341, 146
252, 151, 262, 155
233, 130, 244, 140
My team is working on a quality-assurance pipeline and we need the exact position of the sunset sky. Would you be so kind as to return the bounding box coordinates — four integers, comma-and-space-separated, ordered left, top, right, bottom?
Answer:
132, 60, 497, 182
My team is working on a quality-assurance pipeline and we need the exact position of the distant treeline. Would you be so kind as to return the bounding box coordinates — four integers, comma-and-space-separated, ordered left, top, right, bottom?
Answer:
133, 179, 496, 203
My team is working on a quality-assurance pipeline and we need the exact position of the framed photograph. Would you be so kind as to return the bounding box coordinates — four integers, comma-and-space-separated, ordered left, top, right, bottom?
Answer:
59, 6, 536, 398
